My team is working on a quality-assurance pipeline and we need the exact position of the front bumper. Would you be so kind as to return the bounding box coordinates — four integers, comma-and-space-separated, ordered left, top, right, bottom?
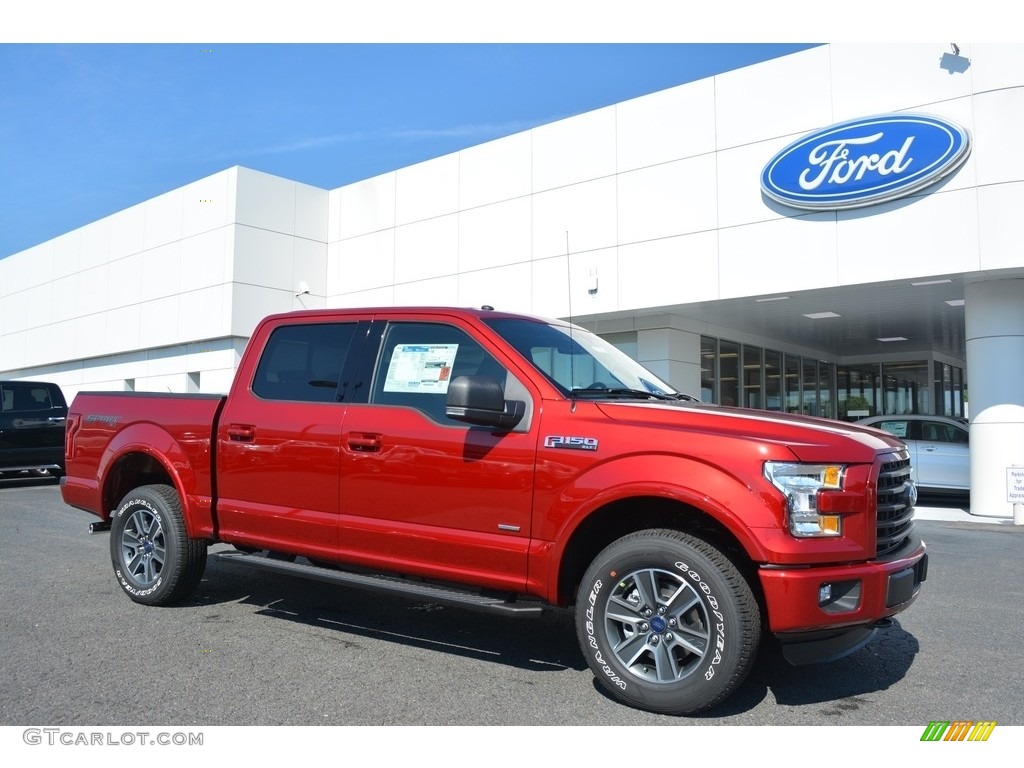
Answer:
759, 533, 927, 639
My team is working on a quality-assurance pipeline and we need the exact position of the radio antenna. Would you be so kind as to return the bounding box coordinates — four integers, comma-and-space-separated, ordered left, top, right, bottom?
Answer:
566, 231, 577, 412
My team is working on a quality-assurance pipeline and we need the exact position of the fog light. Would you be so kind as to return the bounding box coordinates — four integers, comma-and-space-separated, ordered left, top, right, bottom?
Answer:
818, 580, 862, 613
819, 584, 832, 604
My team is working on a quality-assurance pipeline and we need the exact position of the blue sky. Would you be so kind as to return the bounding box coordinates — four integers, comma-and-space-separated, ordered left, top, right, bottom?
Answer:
0, 42, 820, 258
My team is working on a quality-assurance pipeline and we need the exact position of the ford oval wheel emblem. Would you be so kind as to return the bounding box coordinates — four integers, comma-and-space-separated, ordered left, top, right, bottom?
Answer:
760, 113, 971, 211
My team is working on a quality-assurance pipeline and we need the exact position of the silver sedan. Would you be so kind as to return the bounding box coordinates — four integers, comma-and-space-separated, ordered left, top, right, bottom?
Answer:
855, 414, 969, 495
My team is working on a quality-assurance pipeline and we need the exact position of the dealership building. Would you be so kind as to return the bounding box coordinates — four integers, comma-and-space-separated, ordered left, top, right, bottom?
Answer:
2, 43, 1022, 519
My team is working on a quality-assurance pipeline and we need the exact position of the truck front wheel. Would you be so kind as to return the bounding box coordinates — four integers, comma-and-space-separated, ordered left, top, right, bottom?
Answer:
110, 484, 207, 606
575, 529, 760, 715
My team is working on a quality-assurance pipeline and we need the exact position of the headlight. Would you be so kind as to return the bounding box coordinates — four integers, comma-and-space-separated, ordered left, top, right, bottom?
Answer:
764, 462, 845, 537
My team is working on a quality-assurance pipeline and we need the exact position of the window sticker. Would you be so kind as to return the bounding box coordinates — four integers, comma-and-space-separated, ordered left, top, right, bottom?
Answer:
879, 421, 908, 438
383, 343, 459, 393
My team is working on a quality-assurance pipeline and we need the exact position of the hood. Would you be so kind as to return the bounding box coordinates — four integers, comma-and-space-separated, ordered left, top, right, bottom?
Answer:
595, 400, 906, 463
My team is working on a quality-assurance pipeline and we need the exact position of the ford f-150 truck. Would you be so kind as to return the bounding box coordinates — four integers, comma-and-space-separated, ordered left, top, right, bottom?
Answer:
61, 306, 927, 715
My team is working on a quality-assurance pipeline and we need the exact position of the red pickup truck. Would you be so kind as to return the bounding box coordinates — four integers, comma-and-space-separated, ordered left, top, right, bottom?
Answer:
61, 306, 926, 715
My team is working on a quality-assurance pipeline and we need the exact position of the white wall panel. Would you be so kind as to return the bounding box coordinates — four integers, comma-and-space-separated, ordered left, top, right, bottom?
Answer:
19, 284, 50, 331
181, 170, 233, 240
532, 177, 617, 261
618, 155, 718, 243
51, 230, 81, 276
530, 256, 570, 318
616, 79, 716, 172
836, 188, 980, 284
230, 284, 293, 338
104, 304, 142, 353
393, 214, 459, 283
108, 203, 146, 261
106, 253, 143, 310
234, 167, 297, 235
335, 230, 394, 293
179, 227, 230, 293
1, 286, 31, 334
395, 154, 460, 226
830, 44, 973, 121
78, 264, 110, 317
141, 343, 187, 376
393, 276, 458, 306
200, 367, 236, 394
978, 182, 1024, 270
717, 139, 793, 229
972, 88, 1024, 186
0, 241, 53, 295
327, 188, 343, 243
330, 286, 395, 308
73, 312, 108, 361
178, 285, 230, 341
459, 132, 532, 210
719, 214, 839, 298
143, 186, 184, 251
458, 263, 532, 314
138, 295, 180, 350
294, 181, 329, 241
532, 106, 616, 192
79, 218, 111, 271
716, 46, 833, 149
233, 226, 294, 289
48, 274, 80, 324
338, 172, 396, 239
618, 233, 719, 311
140, 241, 182, 302
293, 238, 328, 297
970, 44, 1024, 93
458, 197, 531, 272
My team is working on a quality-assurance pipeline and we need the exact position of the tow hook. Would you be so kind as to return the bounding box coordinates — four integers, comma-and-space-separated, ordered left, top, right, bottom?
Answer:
874, 617, 894, 629
89, 520, 112, 533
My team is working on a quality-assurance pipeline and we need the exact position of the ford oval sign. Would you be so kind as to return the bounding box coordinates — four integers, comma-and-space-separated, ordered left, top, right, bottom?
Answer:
761, 113, 970, 211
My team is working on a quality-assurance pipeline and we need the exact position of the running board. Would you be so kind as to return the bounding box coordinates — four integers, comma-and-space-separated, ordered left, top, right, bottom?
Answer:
215, 550, 544, 617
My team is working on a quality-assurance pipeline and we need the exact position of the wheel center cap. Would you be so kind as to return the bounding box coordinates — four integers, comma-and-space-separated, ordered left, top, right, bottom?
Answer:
142, 540, 154, 554
651, 616, 667, 633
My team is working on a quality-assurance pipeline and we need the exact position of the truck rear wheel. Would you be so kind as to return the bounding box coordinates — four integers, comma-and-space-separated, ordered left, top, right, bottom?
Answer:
110, 484, 207, 606
575, 529, 760, 715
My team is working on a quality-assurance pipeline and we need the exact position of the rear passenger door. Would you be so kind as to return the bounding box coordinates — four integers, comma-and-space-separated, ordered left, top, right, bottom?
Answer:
216, 320, 366, 559
916, 418, 970, 490
337, 319, 539, 591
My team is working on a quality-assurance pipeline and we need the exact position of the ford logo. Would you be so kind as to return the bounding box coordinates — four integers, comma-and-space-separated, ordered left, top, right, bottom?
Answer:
761, 113, 971, 210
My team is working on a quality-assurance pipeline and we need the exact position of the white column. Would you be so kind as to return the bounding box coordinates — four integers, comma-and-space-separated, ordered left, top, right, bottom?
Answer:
964, 279, 1024, 521
636, 327, 702, 396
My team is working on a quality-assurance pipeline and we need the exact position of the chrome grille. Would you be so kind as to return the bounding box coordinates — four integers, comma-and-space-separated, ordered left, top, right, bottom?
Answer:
876, 452, 915, 556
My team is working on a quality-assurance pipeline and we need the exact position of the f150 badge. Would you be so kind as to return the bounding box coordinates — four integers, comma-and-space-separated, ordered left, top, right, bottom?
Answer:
545, 435, 599, 451
761, 113, 970, 210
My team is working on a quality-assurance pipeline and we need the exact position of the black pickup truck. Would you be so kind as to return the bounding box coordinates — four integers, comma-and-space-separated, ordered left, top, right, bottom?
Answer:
0, 380, 68, 477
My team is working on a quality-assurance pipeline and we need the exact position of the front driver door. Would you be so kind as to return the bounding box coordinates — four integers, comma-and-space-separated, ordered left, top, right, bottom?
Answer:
337, 319, 538, 592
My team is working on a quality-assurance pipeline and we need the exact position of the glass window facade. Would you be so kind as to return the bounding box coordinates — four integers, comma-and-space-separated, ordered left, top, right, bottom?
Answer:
696, 336, 966, 420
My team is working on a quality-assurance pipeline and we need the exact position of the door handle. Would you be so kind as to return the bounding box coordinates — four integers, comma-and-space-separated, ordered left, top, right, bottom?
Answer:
227, 424, 256, 442
347, 433, 382, 452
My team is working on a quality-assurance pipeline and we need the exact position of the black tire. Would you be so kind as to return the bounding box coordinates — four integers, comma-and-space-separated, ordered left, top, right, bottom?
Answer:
576, 529, 760, 715
110, 484, 208, 606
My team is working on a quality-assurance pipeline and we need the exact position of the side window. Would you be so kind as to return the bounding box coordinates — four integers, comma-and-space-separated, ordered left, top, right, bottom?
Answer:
923, 420, 969, 444
371, 322, 508, 424
252, 323, 356, 403
1, 384, 53, 413
877, 420, 910, 440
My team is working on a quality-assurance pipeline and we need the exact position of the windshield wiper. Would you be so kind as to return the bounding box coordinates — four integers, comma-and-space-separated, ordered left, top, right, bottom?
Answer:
571, 387, 700, 403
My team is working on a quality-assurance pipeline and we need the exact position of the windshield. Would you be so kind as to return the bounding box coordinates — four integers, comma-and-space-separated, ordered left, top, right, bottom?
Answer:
484, 317, 679, 398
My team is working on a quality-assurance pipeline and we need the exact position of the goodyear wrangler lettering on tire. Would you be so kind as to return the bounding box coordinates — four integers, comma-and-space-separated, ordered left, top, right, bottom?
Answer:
109, 484, 208, 606
575, 529, 760, 715
673, 560, 728, 681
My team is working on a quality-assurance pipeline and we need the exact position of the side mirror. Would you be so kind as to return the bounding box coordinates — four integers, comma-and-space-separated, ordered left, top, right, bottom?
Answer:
445, 376, 525, 430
